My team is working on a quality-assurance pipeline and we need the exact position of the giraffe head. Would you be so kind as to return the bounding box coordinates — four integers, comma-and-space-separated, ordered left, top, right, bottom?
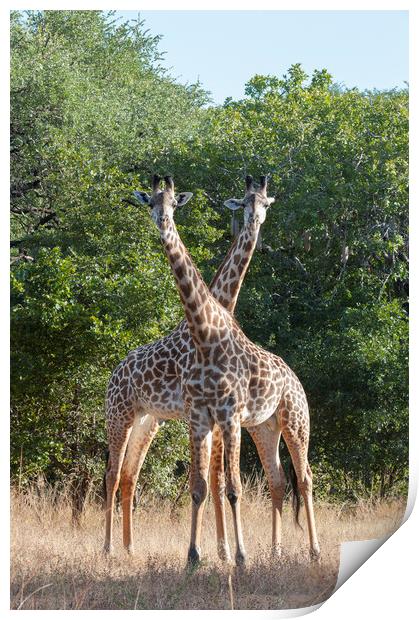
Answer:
134, 175, 193, 231
224, 175, 275, 226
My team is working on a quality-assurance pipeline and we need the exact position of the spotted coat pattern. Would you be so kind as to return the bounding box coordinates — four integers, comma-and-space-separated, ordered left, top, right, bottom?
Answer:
150, 177, 319, 564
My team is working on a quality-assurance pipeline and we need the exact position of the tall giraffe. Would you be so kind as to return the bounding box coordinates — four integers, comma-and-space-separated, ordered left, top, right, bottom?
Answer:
104, 175, 278, 560
145, 175, 320, 565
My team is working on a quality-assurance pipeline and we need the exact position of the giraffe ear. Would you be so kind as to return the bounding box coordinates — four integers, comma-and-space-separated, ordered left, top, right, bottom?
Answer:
133, 190, 151, 205
175, 192, 193, 207
224, 198, 244, 211
267, 196, 275, 206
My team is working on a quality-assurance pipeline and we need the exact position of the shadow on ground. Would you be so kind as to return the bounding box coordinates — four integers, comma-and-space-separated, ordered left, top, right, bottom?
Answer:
11, 550, 338, 610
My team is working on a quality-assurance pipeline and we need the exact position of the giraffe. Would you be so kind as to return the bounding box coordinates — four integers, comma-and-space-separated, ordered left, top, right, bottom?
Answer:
143, 175, 320, 565
104, 174, 279, 560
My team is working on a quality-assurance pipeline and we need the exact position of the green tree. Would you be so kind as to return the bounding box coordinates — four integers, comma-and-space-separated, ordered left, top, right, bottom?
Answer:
183, 66, 408, 498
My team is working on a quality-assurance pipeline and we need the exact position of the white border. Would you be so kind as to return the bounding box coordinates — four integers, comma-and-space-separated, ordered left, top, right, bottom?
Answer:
2, 2, 416, 618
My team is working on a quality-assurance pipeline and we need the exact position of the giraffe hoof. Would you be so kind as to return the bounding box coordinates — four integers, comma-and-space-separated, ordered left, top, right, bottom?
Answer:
187, 546, 202, 566
217, 544, 232, 563
103, 543, 114, 557
271, 544, 282, 559
125, 544, 135, 556
235, 551, 247, 567
310, 547, 321, 562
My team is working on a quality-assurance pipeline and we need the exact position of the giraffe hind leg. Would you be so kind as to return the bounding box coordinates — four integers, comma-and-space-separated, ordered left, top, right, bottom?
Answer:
282, 424, 321, 560
104, 407, 134, 556
247, 416, 286, 557
103, 450, 122, 513
119, 413, 160, 555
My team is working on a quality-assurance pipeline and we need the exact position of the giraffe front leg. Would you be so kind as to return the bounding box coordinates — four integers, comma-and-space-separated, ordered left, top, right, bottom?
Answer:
247, 417, 285, 558
222, 415, 247, 566
188, 412, 213, 566
209, 424, 231, 562
120, 414, 160, 555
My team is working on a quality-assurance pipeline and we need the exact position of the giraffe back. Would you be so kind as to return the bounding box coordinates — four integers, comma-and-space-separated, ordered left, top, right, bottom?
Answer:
106, 319, 194, 421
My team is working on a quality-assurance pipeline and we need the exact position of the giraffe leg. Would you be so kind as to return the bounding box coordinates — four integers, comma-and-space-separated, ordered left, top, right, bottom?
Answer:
188, 414, 213, 565
247, 417, 285, 557
282, 427, 321, 560
209, 424, 231, 562
120, 414, 160, 555
223, 415, 247, 566
104, 416, 133, 556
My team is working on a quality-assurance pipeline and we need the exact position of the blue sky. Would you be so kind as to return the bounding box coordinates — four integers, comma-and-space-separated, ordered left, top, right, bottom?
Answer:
114, 10, 408, 104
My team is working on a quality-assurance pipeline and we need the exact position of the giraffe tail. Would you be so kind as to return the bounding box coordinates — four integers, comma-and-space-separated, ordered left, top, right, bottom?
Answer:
102, 449, 110, 507
289, 462, 303, 530
103, 448, 123, 513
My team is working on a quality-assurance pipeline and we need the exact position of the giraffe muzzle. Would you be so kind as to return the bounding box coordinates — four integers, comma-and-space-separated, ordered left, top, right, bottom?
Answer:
248, 216, 259, 226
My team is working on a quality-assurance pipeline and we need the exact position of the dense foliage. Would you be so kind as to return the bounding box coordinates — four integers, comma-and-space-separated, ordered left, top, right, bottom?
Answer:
11, 11, 408, 507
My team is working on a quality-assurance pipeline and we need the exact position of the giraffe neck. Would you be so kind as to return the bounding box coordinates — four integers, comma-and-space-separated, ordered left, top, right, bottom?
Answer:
160, 222, 226, 349
209, 222, 261, 313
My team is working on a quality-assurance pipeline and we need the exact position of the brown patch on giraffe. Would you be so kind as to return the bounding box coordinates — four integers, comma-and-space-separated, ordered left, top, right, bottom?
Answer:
233, 253, 241, 265
180, 280, 192, 299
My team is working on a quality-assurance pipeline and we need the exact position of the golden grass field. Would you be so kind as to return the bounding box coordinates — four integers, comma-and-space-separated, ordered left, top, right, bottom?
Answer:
10, 481, 406, 610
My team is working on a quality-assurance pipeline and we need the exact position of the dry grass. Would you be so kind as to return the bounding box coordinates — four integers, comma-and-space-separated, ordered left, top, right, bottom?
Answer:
10, 481, 405, 610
